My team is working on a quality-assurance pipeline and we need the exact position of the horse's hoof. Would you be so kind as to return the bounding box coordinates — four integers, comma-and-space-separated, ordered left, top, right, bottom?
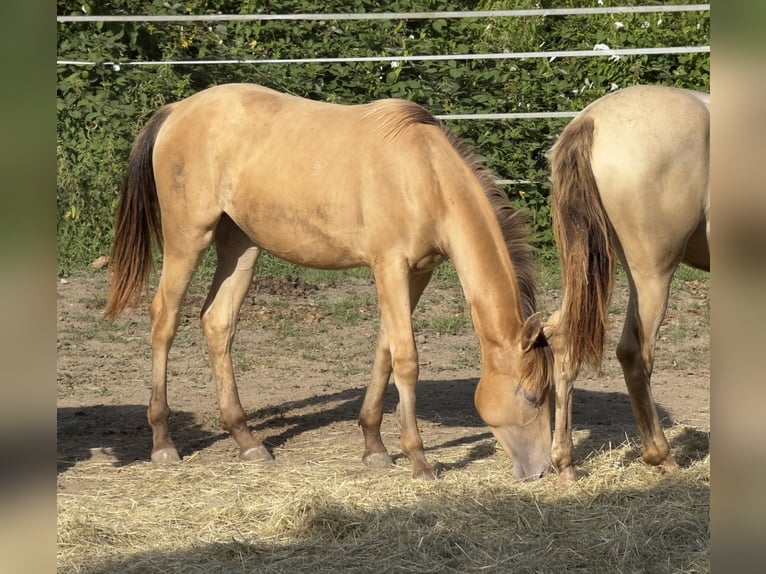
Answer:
412, 466, 437, 480
240, 445, 274, 463
151, 447, 181, 464
363, 451, 394, 469
557, 466, 578, 486
659, 457, 679, 474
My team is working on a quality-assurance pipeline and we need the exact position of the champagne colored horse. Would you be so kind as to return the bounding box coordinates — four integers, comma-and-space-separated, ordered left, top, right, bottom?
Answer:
105, 83, 553, 480
544, 85, 709, 482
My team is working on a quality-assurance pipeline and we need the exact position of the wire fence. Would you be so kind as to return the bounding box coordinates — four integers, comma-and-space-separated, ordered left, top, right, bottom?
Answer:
57, 4, 710, 23
57, 4, 710, 185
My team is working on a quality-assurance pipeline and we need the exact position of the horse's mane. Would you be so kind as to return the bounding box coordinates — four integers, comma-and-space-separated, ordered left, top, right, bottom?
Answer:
362, 99, 540, 320
444, 132, 540, 321
361, 99, 440, 140
445, 130, 552, 396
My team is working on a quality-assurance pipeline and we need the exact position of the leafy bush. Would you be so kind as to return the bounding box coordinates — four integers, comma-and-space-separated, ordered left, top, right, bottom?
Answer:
57, 0, 709, 273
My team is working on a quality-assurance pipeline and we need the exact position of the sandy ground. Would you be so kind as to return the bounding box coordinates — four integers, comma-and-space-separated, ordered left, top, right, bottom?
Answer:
57, 269, 709, 478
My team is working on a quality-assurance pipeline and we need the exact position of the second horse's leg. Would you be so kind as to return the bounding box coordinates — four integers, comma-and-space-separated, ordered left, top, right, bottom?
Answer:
616, 268, 677, 472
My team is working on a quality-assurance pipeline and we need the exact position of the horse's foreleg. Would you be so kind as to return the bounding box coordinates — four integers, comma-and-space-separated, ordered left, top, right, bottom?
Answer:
551, 356, 577, 484
616, 271, 677, 472
149, 248, 207, 463
201, 220, 271, 462
546, 311, 579, 484
373, 264, 435, 479
359, 271, 433, 471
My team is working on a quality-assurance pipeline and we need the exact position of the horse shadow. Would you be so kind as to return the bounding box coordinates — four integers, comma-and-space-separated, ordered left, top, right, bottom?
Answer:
57, 405, 226, 473
57, 378, 707, 474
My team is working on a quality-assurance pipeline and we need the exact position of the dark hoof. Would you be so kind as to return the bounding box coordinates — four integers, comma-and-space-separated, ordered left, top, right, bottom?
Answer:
240, 445, 274, 463
363, 451, 394, 469
151, 447, 181, 464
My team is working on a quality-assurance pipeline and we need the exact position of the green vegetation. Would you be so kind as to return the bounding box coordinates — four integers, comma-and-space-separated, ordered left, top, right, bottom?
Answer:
57, 0, 709, 275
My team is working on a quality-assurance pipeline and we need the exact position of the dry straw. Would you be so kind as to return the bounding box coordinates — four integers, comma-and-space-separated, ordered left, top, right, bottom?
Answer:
58, 426, 709, 573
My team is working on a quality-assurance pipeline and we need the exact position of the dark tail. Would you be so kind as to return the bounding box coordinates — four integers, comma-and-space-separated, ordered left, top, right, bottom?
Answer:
104, 105, 174, 320
549, 116, 615, 370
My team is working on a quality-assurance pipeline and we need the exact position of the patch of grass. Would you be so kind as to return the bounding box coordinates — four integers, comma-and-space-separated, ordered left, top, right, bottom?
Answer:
415, 314, 470, 336
674, 264, 709, 283
318, 293, 378, 327
537, 258, 563, 291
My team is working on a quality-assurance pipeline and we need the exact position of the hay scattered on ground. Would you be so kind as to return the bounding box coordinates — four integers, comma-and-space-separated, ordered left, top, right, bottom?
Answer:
57, 426, 709, 573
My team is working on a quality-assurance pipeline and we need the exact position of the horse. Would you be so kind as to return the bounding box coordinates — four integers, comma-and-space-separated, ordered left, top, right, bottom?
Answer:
544, 85, 710, 482
105, 83, 554, 481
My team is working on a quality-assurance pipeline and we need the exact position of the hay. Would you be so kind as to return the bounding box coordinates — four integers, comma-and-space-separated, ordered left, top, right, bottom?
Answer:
57, 426, 709, 573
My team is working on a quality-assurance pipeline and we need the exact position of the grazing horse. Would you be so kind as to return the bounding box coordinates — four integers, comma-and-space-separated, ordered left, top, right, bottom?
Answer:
544, 85, 709, 482
105, 83, 553, 480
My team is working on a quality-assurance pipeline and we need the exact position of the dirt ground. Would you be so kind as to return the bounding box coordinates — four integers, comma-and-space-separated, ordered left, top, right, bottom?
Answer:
56, 267, 709, 478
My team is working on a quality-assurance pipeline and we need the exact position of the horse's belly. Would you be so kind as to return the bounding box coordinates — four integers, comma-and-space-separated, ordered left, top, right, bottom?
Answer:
231, 207, 367, 270
260, 238, 365, 270
683, 222, 710, 272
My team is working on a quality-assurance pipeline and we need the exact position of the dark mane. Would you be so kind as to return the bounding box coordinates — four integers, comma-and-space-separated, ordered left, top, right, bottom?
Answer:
443, 131, 541, 320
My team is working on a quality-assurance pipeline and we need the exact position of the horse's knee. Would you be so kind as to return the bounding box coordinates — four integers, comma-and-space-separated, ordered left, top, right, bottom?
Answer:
616, 334, 643, 371
616, 335, 634, 364
201, 309, 234, 349
392, 349, 419, 385
150, 296, 179, 342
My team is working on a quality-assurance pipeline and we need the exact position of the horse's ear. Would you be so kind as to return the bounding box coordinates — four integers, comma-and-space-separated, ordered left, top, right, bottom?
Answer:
521, 312, 543, 352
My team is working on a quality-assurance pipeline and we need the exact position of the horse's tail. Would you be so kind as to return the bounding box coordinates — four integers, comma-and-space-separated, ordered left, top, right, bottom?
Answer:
104, 105, 174, 320
549, 115, 615, 371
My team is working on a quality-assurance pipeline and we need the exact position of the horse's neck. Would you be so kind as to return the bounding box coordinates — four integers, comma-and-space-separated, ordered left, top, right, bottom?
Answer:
445, 204, 525, 354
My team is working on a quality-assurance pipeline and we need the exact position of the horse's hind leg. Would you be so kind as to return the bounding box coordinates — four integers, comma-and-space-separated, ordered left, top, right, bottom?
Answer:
149, 239, 212, 463
359, 270, 432, 470
359, 324, 396, 469
616, 267, 678, 471
200, 217, 272, 462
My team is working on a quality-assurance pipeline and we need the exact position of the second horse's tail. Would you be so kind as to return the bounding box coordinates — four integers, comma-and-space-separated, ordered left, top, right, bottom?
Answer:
104, 105, 174, 320
549, 115, 616, 370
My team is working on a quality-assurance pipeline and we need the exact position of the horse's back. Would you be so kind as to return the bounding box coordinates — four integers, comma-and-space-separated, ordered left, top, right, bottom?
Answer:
149, 84, 457, 269
584, 86, 709, 270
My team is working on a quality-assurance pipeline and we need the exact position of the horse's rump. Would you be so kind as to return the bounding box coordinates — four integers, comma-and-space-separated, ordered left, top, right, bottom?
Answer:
549, 85, 709, 371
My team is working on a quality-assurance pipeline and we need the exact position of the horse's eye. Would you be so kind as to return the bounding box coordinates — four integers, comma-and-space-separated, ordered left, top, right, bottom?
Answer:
519, 387, 545, 409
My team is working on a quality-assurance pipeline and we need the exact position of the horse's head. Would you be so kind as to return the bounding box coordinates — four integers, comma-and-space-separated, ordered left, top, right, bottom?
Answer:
474, 312, 554, 480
